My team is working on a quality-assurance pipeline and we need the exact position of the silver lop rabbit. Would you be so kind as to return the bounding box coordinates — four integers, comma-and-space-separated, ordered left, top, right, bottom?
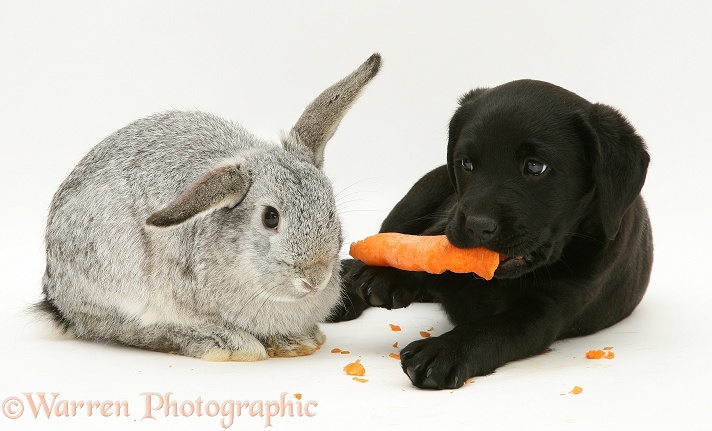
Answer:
37, 54, 381, 361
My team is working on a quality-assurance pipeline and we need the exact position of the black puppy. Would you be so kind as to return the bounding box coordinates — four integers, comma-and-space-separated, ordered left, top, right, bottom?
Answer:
329, 80, 653, 389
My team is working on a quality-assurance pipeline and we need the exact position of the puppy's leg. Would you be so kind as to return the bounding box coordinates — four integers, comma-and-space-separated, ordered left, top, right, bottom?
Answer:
353, 262, 434, 309
399, 298, 560, 389
327, 259, 435, 323
326, 259, 369, 322
328, 166, 453, 322
363, 166, 451, 308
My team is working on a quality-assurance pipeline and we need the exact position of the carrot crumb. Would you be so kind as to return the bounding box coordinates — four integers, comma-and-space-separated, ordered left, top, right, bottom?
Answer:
605, 351, 615, 359
570, 386, 583, 395
392, 342, 399, 348
419, 331, 431, 338
585, 349, 605, 359
340, 350, 350, 355
352, 377, 368, 383
344, 359, 366, 376
294, 393, 302, 400
427, 327, 434, 332
331, 348, 341, 353
389, 324, 401, 331
603, 346, 614, 350
389, 353, 401, 360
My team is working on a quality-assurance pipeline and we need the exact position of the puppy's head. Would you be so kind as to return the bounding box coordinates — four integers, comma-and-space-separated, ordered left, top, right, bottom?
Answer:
445, 80, 649, 278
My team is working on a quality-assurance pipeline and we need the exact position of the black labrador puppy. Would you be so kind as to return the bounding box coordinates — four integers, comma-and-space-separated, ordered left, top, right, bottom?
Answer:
329, 80, 653, 389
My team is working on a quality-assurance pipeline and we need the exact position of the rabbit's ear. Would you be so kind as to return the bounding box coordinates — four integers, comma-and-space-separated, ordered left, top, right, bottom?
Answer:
283, 53, 381, 168
146, 164, 250, 227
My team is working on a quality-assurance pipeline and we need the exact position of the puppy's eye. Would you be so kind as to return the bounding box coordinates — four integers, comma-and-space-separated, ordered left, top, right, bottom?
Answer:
262, 206, 280, 230
524, 159, 548, 176
461, 158, 473, 172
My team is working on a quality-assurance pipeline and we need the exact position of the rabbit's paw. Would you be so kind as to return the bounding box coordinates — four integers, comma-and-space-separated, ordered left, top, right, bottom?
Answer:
190, 330, 268, 362
265, 329, 325, 358
312, 326, 326, 345
199, 347, 267, 362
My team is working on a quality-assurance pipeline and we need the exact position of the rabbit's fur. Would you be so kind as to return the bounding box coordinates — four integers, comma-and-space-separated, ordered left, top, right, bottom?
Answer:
37, 54, 381, 361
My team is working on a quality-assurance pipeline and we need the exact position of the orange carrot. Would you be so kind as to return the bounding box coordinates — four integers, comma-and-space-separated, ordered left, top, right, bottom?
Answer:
585, 349, 606, 359
389, 353, 401, 360
349, 233, 499, 280
344, 359, 366, 376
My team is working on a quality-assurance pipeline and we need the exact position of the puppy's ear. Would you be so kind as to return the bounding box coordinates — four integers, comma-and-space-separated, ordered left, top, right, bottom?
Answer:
447, 88, 489, 187
578, 104, 650, 240
458, 88, 489, 106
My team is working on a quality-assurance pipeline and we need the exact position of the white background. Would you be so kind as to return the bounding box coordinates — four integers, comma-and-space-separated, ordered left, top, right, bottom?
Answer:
1, 1, 711, 430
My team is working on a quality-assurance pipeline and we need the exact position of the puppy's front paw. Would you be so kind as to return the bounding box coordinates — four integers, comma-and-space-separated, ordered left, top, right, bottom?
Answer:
354, 265, 428, 310
326, 288, 367, 322
400, 336, 471, 390
326, 260, 369, 322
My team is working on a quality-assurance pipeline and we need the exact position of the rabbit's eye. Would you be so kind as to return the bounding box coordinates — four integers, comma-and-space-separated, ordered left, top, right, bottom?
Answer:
262, 207, 280, 230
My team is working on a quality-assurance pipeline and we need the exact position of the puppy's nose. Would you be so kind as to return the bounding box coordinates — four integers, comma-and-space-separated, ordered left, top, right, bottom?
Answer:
465, 215, 498, 240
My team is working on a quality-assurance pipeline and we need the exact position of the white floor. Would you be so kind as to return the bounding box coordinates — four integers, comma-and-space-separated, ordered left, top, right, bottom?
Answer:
1, 2, 711, 430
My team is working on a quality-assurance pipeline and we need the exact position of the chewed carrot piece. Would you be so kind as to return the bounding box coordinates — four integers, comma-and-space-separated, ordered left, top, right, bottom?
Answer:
389, 353, 401, 360
344, 359, 366, 376
605, 351, 615, 359
349, 233, 499, 280
352, 377, 368, 383
419, 331, 431, 338
570, 386, 583, 395
331, 348, 341, 353
586, 349, 606, 359
389, 324, 401, 332
294, 393, 302, 400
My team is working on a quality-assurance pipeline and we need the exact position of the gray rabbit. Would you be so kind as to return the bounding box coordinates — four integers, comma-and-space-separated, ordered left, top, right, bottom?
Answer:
37, 54, 381, 361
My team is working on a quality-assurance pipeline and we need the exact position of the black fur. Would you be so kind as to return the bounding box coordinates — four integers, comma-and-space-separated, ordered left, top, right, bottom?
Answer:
328, 80, 652, 389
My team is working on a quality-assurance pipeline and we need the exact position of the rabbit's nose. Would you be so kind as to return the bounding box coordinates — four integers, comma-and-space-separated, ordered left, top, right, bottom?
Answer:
296, 261, 334, 291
